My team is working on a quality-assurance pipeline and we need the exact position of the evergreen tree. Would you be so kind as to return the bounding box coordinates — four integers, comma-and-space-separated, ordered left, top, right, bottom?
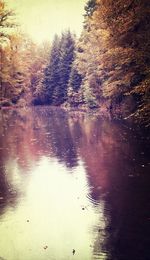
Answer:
68, 67, 82, 92
43, 31, 75, 105
67, 65, 83, 107
84, 0, 97, 17
43, 35, 61, 104
53, 31, 75, 105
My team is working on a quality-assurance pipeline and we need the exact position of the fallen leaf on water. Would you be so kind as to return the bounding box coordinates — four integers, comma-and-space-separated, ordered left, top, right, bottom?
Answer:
128, 174, 134, 178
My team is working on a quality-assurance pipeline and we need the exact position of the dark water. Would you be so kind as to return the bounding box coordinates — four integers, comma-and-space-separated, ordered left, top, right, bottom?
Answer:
0, 106, 150, 260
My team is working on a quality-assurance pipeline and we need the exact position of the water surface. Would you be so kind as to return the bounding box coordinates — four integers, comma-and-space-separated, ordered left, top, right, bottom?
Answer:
0, 107, 150, 260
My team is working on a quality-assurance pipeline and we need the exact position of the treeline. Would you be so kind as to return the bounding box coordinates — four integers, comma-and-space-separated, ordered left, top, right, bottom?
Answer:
0, 0, 150, 126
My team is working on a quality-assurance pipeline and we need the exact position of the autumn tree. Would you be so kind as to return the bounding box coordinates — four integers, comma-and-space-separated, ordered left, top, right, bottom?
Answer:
90, 0, 150, 123
0, 0, 15, 32
0, 0, 19, 105
69, 0, 150, 124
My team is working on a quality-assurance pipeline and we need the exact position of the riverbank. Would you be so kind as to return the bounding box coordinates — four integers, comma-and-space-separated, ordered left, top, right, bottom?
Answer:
1, 101, 149, 130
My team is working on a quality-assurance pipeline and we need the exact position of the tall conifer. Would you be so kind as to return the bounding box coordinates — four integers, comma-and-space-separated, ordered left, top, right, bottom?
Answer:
43, 35, 61, 104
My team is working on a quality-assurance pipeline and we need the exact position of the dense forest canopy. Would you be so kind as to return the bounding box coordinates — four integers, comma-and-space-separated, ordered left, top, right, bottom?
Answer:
0, 0, 150, 126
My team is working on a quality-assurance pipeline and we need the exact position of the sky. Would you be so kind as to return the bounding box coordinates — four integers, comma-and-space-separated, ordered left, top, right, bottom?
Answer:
6, 0, 86, 43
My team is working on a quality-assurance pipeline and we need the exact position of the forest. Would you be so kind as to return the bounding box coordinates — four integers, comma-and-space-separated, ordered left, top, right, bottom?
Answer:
0, 0, 150, 126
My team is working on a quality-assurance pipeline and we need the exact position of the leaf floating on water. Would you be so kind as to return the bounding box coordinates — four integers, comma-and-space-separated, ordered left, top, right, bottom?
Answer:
128, 174, 134, 178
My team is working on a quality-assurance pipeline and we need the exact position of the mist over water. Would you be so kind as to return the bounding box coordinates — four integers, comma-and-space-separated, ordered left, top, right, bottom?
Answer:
0, 107, 150, 260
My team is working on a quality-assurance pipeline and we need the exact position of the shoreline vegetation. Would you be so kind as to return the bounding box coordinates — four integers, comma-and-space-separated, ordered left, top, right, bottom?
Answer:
0, 0, 150, 127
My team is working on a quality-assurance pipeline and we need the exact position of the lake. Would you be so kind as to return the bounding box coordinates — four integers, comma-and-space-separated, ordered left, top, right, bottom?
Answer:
0, 106, 150, 260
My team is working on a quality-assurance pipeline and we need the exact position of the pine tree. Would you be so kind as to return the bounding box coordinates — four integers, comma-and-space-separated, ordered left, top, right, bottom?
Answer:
43, 31, 75, 105
68, 67, 82, 92
67, 65, 83, 107
84, 0, 97, 17
53, 31, 75, 105
43, 34, 61, 104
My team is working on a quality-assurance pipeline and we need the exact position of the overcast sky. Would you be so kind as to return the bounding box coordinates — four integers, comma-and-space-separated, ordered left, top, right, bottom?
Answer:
6, 0, 86, 43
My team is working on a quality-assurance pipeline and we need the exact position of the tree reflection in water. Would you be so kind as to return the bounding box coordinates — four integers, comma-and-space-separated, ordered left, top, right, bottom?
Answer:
68, 112, 150, 260
0, 107, 149, 260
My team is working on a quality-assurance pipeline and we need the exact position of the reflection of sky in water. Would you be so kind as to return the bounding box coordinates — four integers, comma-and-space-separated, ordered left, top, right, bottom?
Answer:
0, 156, 107, 260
